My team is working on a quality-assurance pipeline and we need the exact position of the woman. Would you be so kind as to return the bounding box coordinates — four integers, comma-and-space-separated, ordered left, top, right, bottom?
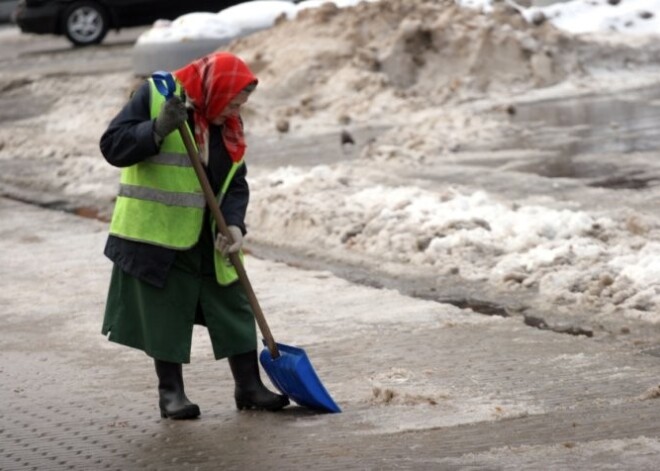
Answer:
99, 52, 289, 419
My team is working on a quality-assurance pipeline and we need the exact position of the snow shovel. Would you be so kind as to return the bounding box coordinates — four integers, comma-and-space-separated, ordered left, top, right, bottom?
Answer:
152, 72, 341, 413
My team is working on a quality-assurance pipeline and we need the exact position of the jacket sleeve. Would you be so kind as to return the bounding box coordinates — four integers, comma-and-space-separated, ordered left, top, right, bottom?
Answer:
99, 81, 159, 168
220, 163, 249, 235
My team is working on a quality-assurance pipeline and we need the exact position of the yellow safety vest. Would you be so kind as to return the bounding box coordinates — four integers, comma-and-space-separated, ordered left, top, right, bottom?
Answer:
109, 78, 244, 285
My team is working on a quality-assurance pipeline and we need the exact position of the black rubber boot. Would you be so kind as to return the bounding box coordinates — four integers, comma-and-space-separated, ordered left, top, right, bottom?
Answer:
228, 350, 290, 411
154, 359, 201, 420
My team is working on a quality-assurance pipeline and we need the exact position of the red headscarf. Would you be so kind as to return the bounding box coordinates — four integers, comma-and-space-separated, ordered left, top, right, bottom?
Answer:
173, 52, 257, 164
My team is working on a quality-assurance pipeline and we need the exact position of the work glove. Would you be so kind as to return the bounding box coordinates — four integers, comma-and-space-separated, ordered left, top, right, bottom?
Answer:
153, 96, 187, 140
215, 226, 243, 257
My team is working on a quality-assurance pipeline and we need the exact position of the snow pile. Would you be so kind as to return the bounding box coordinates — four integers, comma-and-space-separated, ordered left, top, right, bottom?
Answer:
458, 0, 660, 36
136, 1, 298, 44
137, 0, 660, 46
135, 0, 376, 45
522, 0, 660, 36
248, 165, 660, 319
217, 1, 298, 35
136, 14, 241, 44
230, 0, 587, 134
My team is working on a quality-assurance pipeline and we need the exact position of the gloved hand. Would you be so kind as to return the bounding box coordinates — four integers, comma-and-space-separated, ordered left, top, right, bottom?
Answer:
215, 226, 243, 257
153, 96, 187, 139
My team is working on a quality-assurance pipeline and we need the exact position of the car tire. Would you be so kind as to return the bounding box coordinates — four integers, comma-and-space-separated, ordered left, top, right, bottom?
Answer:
62, 1, 109, 46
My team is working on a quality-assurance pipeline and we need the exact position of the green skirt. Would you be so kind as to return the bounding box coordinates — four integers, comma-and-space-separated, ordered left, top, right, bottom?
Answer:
102, 234, 257, 364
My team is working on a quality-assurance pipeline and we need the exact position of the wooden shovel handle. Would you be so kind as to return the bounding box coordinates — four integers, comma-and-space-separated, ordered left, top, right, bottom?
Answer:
178, 124, 280, 359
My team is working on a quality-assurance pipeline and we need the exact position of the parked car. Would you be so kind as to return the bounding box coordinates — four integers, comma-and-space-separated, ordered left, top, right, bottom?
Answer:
0, 0, 18, 23
13, 0, 250, 46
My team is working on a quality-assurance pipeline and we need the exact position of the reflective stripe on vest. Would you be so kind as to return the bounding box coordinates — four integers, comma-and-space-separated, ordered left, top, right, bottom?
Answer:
108, 78, 245, 286
118, 184, 206, 208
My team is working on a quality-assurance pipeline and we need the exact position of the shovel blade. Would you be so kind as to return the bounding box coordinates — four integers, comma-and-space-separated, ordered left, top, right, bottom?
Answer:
259, 342, 341, 413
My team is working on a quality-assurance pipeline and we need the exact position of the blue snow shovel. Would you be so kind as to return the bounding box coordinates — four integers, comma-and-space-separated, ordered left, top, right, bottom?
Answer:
152, 71, 341, 413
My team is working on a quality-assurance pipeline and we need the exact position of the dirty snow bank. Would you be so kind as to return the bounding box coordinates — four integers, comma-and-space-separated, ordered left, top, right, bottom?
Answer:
248, 165, 660, 320
229, 0, 660, 320
233, 0, 587, 134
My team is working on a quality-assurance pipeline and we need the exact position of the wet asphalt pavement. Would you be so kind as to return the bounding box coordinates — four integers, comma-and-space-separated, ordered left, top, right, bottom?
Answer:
3, 197, 660, 470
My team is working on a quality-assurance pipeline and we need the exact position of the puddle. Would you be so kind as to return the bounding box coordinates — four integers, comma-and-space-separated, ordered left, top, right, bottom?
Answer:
499, 85, 660, 184
511, 85, 660, 158
587, 171, 658, 190
437, 298, 509, 317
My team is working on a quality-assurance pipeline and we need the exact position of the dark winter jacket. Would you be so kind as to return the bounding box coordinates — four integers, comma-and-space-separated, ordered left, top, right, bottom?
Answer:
99, 81, 249, 288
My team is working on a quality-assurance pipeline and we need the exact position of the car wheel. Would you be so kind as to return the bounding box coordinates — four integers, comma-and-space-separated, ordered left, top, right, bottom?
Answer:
62, 1, 109, 46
